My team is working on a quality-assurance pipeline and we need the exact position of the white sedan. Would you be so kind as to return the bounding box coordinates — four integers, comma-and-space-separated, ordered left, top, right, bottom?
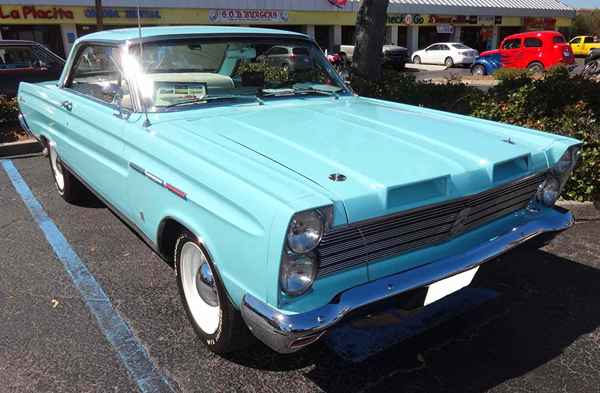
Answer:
412, 43, 479, 67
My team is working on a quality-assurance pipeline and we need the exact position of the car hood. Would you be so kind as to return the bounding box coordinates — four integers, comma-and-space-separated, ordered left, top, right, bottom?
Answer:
178, 96, 572, 223
479, 49, 500, 57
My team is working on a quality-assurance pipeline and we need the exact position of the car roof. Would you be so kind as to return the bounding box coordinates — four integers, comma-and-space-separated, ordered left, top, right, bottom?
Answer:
0, 40, 42, 46
504, 31, 562, 40
78, 25, 307, 44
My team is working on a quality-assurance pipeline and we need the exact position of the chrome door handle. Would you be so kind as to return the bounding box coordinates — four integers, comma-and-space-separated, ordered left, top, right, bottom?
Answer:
61, 100, 72, 111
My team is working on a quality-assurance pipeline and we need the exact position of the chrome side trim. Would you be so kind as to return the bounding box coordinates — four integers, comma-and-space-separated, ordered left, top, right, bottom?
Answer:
241, 207, 573, 353
18, 112, 41, 144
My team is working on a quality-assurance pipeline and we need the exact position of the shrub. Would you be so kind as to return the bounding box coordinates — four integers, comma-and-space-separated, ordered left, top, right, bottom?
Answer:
0, 96, 19, 124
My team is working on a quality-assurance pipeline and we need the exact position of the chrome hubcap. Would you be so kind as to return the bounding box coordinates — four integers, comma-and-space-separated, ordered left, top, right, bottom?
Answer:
180, 242, 220, 334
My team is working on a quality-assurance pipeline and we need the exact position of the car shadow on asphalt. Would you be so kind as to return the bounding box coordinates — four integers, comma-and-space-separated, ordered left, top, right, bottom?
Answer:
224, 247, 600, 392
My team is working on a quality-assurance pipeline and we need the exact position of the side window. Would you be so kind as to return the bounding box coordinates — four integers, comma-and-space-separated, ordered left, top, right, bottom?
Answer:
32, 46, 63, 67
67, 45, 132, 109
584, 37, 595, 44
440, 45, 450, 51
271, 47, 288, 55
524, 38, 543, 48
502, 39, 521, 49
570, 37, 581, 44
428, 45, 440, 51
0, 46, 35, 69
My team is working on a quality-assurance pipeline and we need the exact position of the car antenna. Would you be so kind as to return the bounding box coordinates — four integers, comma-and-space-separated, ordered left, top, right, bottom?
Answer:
137, 1, 151, 128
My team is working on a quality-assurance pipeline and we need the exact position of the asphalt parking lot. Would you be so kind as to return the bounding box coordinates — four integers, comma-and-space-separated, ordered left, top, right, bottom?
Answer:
2, 156, 600, 393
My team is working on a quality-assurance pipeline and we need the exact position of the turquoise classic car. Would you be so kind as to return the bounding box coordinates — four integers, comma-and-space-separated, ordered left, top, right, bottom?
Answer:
18, 26, 581, 354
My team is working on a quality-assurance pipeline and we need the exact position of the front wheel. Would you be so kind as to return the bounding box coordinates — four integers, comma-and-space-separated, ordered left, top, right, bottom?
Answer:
413, 55, 421, 65
175, 232, 251, 354
471, 64, 487, 76
582, 60, 599, 76
48, 142, 88, 204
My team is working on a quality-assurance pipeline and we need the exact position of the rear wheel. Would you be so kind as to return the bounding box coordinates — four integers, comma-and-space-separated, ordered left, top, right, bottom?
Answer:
175, 232, 251, 354
413, 55, 421, 65
527, 61, 544, 74
471, 64, 487, 76
48, 142, 88, 204
445, 57, 455, 68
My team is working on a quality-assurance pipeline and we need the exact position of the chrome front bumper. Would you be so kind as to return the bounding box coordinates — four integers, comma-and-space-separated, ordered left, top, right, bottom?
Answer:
241, 208, 574, 354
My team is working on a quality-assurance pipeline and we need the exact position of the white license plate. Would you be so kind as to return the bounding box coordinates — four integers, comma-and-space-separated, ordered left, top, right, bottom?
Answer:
424, 266, 479, 306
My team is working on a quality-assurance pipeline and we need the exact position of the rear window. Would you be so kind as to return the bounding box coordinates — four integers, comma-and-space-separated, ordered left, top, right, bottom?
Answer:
553, 36, 566, 44
292, 47, 309, 55
524, 38, 543, 48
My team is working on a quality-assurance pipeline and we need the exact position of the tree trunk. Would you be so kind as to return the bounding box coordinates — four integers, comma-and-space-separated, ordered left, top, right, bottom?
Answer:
352, 0, 389, 81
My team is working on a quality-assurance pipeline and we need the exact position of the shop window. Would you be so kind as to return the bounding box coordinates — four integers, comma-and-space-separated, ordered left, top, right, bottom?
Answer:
342, 26, 355, 45
524, 38, 543, 48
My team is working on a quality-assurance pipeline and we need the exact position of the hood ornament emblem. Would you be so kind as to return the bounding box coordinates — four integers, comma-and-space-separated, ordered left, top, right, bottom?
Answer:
502, 137, 516, 145
329, 173, 347, 182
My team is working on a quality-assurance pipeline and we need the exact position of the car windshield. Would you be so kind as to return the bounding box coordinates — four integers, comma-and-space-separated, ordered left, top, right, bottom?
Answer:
124, 37, 348, 111
452, 44, 470, 49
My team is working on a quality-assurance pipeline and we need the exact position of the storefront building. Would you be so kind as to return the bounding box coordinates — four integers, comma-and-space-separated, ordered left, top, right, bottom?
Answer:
0, 0, 575, 57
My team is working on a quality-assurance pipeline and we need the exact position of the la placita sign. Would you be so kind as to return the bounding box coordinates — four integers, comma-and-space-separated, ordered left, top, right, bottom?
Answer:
0, 5, 74, 20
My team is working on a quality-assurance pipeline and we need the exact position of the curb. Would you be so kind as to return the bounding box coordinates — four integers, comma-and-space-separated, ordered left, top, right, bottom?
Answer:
0, 139, 44, 159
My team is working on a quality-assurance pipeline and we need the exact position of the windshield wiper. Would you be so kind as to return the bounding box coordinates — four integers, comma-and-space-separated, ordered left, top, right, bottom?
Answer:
165, 94, 264, 109
260, 87, 340, 99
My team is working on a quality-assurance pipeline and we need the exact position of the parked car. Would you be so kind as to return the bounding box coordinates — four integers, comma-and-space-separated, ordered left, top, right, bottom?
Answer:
338, 44, 409, 70
569, 35, 600, 57
471, 31, 574, 75
18, 26, 580, 355
412, 42, 479, 67
257, 45, 313, 72
0, 40, 64, 97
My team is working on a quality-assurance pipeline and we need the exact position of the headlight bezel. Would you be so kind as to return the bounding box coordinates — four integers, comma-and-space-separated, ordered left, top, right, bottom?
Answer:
279, 206, 333, 297
535, 145, 582, 208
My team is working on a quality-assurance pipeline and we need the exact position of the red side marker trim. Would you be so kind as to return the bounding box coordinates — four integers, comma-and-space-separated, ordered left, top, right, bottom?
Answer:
165, 183, 187, 200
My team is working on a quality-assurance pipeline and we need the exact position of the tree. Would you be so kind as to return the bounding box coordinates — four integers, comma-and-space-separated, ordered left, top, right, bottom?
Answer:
572, 10, 600, 37
352, 0, 390, 81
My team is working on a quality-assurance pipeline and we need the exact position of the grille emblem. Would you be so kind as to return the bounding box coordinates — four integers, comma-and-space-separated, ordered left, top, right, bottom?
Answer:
450, 207, 471, 236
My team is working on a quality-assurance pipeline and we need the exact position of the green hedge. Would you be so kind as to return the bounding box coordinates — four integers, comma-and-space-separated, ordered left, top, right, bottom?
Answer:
0, 96, 19, 124
350, 69, 600, 202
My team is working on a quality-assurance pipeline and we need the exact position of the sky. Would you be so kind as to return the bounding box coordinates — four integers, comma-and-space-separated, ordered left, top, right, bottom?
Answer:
562, 0, 600, 8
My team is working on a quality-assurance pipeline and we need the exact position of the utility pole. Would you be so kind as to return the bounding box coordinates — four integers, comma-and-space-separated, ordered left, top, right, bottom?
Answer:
95, 0, 104, 31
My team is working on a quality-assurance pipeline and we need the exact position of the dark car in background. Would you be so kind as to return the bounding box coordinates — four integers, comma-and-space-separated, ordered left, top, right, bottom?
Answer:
0, 40, 65, 97
257, 45, 313, 72
339, 44, 409, 70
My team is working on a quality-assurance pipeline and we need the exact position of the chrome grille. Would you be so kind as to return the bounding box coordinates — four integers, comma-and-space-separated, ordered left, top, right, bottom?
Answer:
317, 173, 546, 277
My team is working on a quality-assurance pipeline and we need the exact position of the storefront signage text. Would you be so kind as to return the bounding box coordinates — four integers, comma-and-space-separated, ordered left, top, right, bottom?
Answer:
387, 14, 424, 25
84, 8, 161, 19
429, 15, 478, 25
0, 6, 74, 20
208, 9, 289, 23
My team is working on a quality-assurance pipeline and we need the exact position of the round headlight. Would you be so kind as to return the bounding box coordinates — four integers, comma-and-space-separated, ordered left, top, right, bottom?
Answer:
287, 210, 324, 254
538, 176, 561, 207
280, 252, 317, 296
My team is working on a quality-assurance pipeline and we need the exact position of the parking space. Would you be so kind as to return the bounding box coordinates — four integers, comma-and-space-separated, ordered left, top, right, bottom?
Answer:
2, 156, 600, 393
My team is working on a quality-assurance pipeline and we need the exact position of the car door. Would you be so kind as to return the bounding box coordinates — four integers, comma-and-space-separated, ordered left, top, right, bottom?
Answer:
422, 45, 439, 63
523, 37, 543, 67
437, 44, 452, 64
583, 36, 595, 55
0, 45, 42, 95
59, 44, 130, 213
570, 37, 584, 56
499, 38, 523, 68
